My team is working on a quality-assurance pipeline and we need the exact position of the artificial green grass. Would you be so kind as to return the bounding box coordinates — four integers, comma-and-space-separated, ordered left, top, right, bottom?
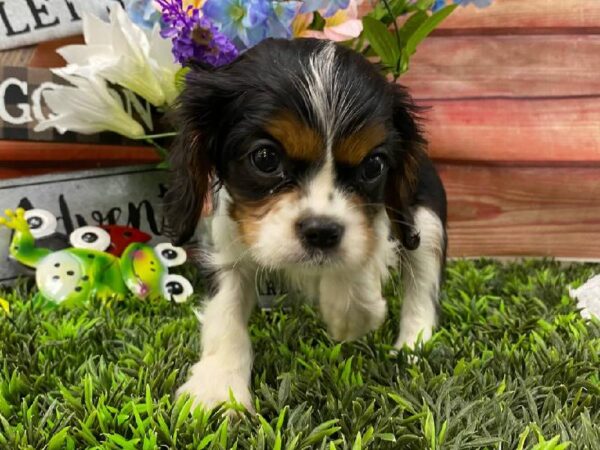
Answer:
1, 259, 599, 449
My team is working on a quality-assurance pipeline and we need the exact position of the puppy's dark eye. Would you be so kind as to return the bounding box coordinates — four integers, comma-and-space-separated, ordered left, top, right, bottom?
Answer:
251, 147, 281, 174
361, 155, 386, 181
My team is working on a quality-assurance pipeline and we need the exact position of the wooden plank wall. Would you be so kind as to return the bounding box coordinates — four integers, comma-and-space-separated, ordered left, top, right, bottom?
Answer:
401, 0, 600, 259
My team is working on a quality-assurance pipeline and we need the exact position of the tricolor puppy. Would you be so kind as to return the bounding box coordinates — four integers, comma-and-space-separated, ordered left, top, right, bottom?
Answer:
165, 38, 447, 411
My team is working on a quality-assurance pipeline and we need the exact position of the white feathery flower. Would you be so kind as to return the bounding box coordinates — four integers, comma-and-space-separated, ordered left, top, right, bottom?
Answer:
56, 4, 179, 107
35, 73, 145, 139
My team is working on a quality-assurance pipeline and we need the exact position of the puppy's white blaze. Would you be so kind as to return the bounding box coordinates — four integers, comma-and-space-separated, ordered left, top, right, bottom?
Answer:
304, 159, 335, 213
306, 41, 337, 152
298, 161, 372, 268
303, 41, 367, 154
395, 207, 445, 350
318, 211, 397, 341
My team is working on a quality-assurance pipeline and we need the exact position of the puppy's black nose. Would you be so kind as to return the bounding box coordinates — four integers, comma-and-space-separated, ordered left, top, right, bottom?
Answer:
296, 216, 344, 250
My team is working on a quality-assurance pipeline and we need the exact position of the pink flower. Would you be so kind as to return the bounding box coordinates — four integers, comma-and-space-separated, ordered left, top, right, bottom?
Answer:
300, 0, 374, 42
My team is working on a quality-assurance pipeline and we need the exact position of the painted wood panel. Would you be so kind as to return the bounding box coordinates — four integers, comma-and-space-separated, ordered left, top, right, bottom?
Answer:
402, 35, 600, 99
439, 163, 600, 259
433, 0, 600, 34
0, 165, 126, 179
421, 97, 600, 162
0, 142, 158, 162
0, 142, 160, 179
28, 35, 82, 68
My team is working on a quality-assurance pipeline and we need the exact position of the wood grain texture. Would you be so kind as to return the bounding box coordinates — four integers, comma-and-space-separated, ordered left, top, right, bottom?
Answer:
0, 164, 142, 180
421, 97, 600, 162
0, 46, 35, 66
0, 142, 160, 180
431, 0, 600, 34
29, 35, 83, 68
402, 35, 600, 99
439, 163, 600, 259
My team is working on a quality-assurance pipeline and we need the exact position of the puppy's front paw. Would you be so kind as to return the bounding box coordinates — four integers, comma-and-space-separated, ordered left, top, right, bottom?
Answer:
394, 325, 433, 350
322, 296, 387, 342
177, 357, 254, 414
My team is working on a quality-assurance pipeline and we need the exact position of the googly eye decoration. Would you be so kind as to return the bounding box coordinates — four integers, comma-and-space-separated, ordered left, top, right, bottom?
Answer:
155, 243, 187, 267
162, 274, 193, 303
69, 226, 111, 251
24, 209, 57, 239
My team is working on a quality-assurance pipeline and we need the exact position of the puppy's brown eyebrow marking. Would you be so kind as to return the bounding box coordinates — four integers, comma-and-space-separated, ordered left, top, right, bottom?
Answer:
266, 111, 324, 162
334, 123, 387, 165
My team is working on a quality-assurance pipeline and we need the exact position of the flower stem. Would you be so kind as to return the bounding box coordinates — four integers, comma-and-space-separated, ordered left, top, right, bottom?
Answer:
135, 132, 178, 140
382, 0, 403, 77
146, 138, 168, 160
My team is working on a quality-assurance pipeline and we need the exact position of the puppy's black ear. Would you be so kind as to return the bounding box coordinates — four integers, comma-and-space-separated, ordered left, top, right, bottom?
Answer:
385, 84, 426, 250
163, 66, 226, 245
163, 129, 212, 245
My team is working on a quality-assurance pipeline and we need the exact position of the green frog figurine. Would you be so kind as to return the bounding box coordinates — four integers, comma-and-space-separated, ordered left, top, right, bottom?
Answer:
0, 208, 193, 306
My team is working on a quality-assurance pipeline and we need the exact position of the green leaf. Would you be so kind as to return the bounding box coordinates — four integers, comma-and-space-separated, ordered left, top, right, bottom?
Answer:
273, 432, 282, 450
175, 397, 193, 430
399, 11, 428, 44
423, 409, 436, 450
257, 414, 275, 442
438, 420, 448, 446
145, 385, 154, 419
376, 433, 397, 443
105, 433, 139, 450
275, 406, 287, 433
414, 0, 435, 11
302, 419, 341, 446
175, 67, 190, 91
405, 5, 457, 57
369, 0, 410, 22
197, 433, 214, 449
48, 427, 70, 450
517, 426, 532, 450
311, 11, 326, 31
217, 419, 229, 447
361, 16, 400, 69
352, 432, 362, 450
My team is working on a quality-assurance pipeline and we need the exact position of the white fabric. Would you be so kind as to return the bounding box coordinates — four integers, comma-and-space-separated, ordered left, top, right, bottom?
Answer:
0, 0, 118, 51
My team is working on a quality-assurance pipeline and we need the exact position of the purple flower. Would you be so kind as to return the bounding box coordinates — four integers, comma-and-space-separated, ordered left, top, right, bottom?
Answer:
157, 0, 239, 67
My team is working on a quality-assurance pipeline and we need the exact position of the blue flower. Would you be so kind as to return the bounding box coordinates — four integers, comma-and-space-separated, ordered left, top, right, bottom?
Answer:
433, 0, 493, 11
300, 0, 350, 18
431, 0, 446, 12
453, 0, 493, 7
266, 1, 302, 40
203, 0, 270, 48
123, 0, 162, 29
